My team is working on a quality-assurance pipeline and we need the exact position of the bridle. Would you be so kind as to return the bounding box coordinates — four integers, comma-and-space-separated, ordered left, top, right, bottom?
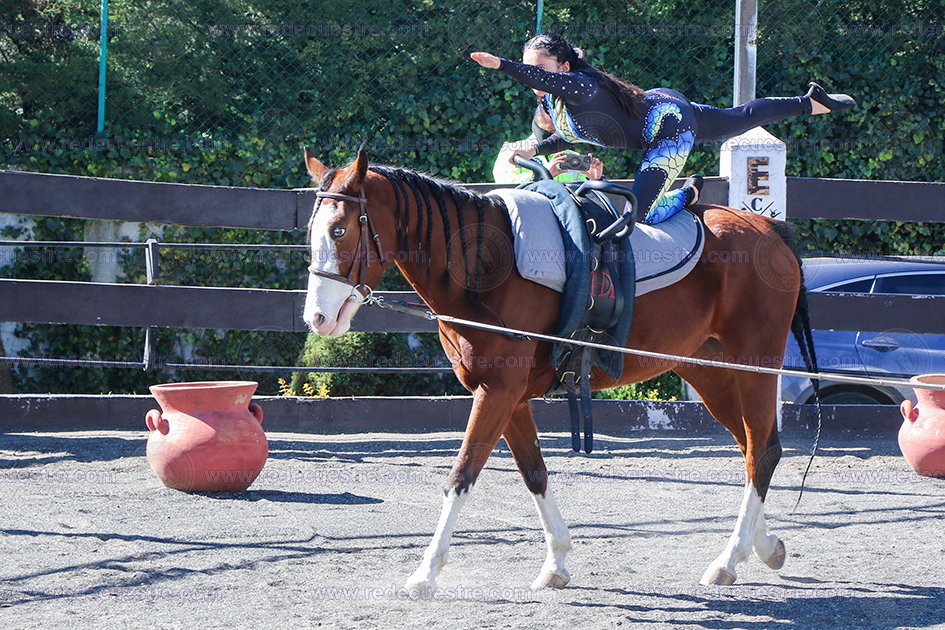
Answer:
307, 187, 383, 302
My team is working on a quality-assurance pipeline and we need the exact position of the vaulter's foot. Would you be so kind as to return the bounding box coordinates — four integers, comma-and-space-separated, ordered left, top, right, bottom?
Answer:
806, 82, 856, 114
683, 174, 704, 206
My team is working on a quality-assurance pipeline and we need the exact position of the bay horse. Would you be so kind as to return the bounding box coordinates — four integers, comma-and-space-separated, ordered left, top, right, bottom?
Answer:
301, 148, 814, 590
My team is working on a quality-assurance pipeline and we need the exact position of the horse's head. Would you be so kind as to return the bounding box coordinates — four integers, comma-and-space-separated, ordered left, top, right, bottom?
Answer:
302, 148, 386, 336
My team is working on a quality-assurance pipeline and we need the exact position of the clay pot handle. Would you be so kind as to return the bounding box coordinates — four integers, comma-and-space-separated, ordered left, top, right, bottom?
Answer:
146, 409, 170, 434
249, 403, 264, 425
900, 400, 919, 424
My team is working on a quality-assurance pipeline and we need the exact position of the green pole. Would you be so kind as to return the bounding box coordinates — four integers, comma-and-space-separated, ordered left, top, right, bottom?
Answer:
536, 0, 543, 34
97, 0, 108, 133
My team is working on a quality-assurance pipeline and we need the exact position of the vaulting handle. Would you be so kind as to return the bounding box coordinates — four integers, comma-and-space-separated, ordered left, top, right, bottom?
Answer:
512, 154, 554, 181
593, 212, 635, 243
575, 179, 637, 205
580, 181, 638, 244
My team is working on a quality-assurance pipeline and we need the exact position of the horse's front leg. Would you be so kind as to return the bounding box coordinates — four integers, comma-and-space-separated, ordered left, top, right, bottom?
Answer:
503, 400, 571, 589
405, 382, 519, 591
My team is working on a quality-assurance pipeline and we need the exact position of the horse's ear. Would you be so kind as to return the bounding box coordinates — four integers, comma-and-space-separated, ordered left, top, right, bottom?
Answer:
304, 147, 328, 181
354, 148, 369, 184
341, 148, 370, 189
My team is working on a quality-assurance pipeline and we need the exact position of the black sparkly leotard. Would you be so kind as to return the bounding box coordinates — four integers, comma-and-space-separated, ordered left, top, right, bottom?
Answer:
498, 58, 811, 223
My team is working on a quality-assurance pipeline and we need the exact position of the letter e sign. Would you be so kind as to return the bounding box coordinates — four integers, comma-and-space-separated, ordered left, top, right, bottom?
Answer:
747, 157, 769, 195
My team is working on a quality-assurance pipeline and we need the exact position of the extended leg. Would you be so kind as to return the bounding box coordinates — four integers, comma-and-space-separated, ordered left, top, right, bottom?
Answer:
692, 96, 810, 142
503, 401, 571, 590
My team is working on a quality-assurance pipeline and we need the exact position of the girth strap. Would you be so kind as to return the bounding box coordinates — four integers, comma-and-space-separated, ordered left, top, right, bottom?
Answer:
580, 347, 594, 453
564, 372, 581, 453
561, 346, 595, 455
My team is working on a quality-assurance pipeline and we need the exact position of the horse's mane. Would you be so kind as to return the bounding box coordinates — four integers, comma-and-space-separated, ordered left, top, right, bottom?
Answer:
367, 165, 505, 302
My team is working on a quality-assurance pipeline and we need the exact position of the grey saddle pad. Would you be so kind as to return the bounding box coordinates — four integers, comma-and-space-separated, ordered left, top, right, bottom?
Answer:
489, 188, 705, 296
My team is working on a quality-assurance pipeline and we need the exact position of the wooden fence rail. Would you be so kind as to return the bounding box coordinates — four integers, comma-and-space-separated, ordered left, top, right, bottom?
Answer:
3, 169, 943, 228
0, 279, 942, 335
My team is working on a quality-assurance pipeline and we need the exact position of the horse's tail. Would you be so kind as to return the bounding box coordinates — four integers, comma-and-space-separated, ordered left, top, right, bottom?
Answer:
769, 221, 823, 511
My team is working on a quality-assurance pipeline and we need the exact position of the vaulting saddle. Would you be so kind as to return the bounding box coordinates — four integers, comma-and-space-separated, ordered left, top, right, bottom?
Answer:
489, 176, 705, 454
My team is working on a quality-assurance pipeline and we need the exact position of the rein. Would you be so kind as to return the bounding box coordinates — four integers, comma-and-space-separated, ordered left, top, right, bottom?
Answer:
308, 188, 382, 302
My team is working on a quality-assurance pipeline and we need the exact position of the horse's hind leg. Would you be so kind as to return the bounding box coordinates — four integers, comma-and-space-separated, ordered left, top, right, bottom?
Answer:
752, 428, 786, 570
677, 350, 785, 585
503, 401, 571, 590
700, 370, 784, 586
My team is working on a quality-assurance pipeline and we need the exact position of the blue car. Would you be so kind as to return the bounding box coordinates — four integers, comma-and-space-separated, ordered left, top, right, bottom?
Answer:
781, 256, 945, 405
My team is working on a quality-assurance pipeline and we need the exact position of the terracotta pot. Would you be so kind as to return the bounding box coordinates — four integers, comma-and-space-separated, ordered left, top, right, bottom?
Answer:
899, 374, 945, 478
145, 381, 268, 492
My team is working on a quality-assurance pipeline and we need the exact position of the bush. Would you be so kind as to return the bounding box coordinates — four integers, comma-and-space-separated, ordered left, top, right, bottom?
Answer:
596, 373, 683, 401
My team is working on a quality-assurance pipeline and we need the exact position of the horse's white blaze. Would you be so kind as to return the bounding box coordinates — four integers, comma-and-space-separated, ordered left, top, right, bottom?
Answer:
701, 480, 770, 585
405, 489, 469, 589
531, 488, 571, 589
303, 201, 362, 336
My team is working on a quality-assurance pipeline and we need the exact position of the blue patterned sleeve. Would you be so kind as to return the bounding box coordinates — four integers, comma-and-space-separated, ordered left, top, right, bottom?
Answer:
498, 59, 597, 103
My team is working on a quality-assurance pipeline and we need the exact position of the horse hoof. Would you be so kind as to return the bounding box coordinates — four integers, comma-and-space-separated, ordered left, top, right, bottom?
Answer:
762, 538, 786, 570
531, 570, 570, 590
404, 572, 436, 593
700, 566, 737, 586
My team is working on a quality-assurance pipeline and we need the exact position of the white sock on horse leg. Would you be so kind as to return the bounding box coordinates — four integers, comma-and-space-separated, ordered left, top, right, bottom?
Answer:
405, 488, 470, 590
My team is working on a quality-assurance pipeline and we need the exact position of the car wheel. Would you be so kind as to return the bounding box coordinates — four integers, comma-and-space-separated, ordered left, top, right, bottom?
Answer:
818, 390, 887, 405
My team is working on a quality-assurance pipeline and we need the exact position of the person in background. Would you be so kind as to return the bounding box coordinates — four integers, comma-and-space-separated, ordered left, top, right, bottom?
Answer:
493, 106, 604, 184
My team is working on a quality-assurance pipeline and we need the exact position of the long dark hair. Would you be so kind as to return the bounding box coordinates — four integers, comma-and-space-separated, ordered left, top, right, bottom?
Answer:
524, 33, 645, 119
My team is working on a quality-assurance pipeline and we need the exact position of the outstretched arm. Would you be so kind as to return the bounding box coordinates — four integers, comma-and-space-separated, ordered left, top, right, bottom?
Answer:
470, 52, 597, 102
470, 52, 501, 69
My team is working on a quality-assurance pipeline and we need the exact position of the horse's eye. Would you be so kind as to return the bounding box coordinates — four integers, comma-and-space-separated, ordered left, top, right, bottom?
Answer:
330, 227, 346, 239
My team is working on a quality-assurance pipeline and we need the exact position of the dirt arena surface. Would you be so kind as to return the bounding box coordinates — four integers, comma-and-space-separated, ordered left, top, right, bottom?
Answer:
1, 428, 943, 629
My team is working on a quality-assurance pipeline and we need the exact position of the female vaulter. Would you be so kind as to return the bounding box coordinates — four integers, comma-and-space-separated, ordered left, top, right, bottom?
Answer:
472, 33, 856, 225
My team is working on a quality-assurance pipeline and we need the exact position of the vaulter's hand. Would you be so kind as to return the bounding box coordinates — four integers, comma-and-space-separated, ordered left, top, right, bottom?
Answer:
470, 52, 501, 69
508, 147, 538, 165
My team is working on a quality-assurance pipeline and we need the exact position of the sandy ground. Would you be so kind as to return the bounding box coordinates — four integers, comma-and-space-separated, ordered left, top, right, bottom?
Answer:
0, 428, 943, 630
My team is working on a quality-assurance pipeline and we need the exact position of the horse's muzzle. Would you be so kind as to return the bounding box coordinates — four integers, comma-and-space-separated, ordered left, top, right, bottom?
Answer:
307, 296, 362, 337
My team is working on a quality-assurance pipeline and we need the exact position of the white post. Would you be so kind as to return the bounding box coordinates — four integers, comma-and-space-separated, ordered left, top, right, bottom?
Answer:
733, 0, 758, 106
719, 126, 787, 430
83, 220, 122, 284
719, 127, 786, 221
